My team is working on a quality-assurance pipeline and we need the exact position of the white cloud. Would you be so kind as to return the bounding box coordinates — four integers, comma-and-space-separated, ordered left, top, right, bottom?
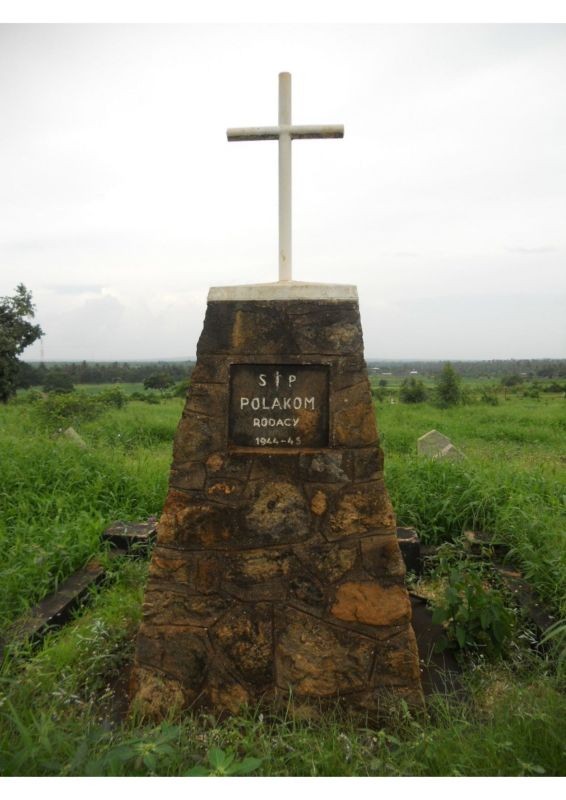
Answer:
0, 24, 564, 359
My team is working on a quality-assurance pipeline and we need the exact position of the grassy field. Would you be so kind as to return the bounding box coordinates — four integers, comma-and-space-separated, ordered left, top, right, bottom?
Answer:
0, 384, 564, 776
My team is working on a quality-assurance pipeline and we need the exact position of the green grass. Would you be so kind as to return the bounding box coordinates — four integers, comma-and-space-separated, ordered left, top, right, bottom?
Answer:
373, 397, 566, 614
0, 387, 565, 775
0, 401, 177, 631
1, 560, 564, 776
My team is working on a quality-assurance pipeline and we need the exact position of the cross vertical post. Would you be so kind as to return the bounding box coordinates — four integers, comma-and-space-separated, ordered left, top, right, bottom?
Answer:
278, 72, 292, 281
227, 72, 344, 282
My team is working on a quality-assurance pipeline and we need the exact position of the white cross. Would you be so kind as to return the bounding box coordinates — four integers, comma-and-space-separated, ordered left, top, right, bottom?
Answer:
227, 72, 344, 282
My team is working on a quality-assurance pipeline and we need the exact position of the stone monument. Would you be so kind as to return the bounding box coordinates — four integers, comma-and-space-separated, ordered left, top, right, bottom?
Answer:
130, 73, 423, 718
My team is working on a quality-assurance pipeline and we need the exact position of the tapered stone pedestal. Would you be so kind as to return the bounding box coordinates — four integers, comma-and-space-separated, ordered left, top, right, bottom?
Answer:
130, 283, 423, 718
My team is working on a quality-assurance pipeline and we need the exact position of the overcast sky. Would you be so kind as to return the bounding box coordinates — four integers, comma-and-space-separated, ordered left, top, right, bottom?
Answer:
1, 24, 565, 361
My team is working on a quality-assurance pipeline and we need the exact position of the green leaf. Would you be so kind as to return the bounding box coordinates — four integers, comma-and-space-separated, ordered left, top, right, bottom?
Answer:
184, 765, 210, 777
455, 625, 466, 648
208, 747, 228, 769
230, 757, 263, 775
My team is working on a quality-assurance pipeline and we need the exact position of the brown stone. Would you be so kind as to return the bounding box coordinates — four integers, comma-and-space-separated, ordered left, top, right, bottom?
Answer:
310, 490, 327, 515
130, 666, 187, 720
207, 675, 251, 713
142, 589, 230, 628
131, 295, 423, 716
157, 489, 233, 548
169, 461, 206, 491
332, 380, 378, 448
300, 451, 348, 483
328, 482, 396, 539
210, 603, 273, 686
361, 535, 406, 579
222, 547, 295, 601
244, 481, 311, 545
294, 537, 359, 585
135, 624, 209, 688
331, 582, 412, 627
371, 627, 422, 686
275, 608, 374, 696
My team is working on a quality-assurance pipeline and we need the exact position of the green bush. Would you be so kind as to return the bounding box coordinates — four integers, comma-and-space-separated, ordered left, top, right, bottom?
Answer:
435, 363, 462, 407
34, 392, 103, 428
399, 377, 427, 403
480, 389, 500, 406
42, 370, 75, 394
97, 386, 129, 409
430, 544, 515, 658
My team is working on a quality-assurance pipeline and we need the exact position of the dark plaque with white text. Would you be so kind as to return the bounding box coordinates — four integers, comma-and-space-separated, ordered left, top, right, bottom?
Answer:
229, 364, 329, 448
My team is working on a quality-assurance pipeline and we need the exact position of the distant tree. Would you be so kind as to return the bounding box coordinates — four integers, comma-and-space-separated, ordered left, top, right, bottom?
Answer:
144, 372, 175, 392
435, 363, 462, 406
15, 361, 40, 389
399, 376, 427, 403
378, 379, 388, 387
0, 284, 43, 403
43, 370, 75, 394
501, 374, 523, 388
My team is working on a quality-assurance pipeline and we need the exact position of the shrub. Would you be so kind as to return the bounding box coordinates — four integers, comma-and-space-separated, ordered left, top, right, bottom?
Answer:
430, 544, 515, 658
144, 373, 174, 391
501, 374, 523, 388
42, 370, 75, 394
399, 377, 427, 403
173, 379, 190, 398
435, 363, 462, 407
480, 389, 500, 406
35, 392, 103, 428
97, 386, 128, 409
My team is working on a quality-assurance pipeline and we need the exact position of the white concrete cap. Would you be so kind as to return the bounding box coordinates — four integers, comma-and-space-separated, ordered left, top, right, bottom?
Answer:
207, 281, 358, 302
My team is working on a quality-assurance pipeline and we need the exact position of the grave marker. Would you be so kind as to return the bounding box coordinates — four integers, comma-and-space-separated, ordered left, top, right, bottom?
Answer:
130, 74, 423, 718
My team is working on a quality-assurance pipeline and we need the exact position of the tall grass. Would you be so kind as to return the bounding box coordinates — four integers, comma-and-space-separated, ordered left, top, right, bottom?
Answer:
376, 398, 566, 614
0, 403, 176, 631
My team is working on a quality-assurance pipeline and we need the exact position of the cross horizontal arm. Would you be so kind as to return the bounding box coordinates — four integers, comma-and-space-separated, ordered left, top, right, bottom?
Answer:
227, 124, 344, 141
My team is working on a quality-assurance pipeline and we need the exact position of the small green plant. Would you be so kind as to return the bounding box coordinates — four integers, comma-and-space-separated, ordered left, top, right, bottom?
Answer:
87, 724, 182, 775
430, 545, 515, 658
185, 747, 263, 777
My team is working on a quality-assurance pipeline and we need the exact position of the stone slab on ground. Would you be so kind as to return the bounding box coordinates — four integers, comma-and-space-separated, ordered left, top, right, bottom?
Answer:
417, 430, 464, 461
102, 518, 157, 553
63, 426, 87, 449
0, 560, 106, 660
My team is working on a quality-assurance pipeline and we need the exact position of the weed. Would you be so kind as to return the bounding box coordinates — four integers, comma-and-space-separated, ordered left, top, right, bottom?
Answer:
429, 546, 515, 657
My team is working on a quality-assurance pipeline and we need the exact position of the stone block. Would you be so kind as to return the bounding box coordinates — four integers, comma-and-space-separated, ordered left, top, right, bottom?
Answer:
330, 582, 412, 627
417, 429, 464, 461
274, 608, 375, 696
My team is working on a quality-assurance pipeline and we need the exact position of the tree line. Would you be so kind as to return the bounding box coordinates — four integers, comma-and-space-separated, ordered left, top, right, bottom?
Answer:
16, 360, 194, 390
366, 359, 566, 379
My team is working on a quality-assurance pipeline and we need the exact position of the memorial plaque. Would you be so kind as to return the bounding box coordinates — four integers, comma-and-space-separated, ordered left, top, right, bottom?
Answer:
229, 364, 329, 448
